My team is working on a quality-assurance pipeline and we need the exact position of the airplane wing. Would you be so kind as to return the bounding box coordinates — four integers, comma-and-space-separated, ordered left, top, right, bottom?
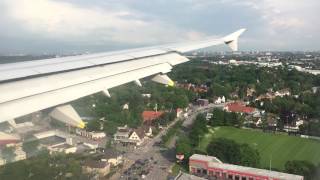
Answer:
0, 28, 246, 124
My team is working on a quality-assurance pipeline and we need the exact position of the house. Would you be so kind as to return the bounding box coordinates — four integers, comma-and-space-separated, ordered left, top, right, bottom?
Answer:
82, 160, 110, 177
176, 108, 183, 118
144, 126, 153, 137
275, 88, 290, 97
114, 125, 130, 142
230, 91, 239, 99
0, 157, 5, 166
142, 94, 151, 98
312, 87, 319, 94
213, 96, 226, 104
255, 92, 275, 101
246, 87, 256, 97
142, 111, 164, 124
266, 114, 278, 127
224, 102, 256, 114
76, 129, 106, 140
296, 119, 304, 127
284, 119, 304, 132
128, 127, 147, 146
122, 103, 129, 110
197, 99, 209, 106
114, 126, 151, 146
14, 146, 27, 161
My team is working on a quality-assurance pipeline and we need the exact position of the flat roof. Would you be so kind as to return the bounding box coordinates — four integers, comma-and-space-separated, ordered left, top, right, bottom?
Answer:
39, 136, 65, 146
190, 154, 222, 164
175, 172, 206, 180
190, 154, 303, 180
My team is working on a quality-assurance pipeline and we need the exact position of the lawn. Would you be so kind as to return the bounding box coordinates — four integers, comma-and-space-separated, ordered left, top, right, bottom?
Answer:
199, 126, 320, 170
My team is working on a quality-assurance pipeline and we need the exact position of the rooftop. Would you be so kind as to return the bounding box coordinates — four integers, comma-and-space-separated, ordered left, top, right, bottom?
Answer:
190, 154, 303, 180
175, 172, 206, 180
39, 136, 65, 146
225, 102, 255, 114
142, 111, 164, 122
190, 154, 222, 164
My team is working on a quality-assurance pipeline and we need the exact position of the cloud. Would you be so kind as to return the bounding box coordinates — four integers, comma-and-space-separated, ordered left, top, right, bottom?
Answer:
0, 0, 319, 53
1, 0, 204, 46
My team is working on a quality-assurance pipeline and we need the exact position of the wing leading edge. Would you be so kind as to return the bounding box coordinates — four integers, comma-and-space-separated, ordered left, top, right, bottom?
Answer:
0, 29, 246, 123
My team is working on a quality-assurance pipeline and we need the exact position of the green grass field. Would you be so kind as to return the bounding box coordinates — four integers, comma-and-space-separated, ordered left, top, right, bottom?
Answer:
199, 126, 320, 170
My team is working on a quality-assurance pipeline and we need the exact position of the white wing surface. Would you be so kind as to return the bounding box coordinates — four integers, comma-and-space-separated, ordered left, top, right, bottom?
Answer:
0, 29, 246, 122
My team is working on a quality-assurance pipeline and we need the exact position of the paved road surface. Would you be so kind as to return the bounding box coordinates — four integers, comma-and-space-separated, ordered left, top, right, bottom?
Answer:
111, 103, 225, 180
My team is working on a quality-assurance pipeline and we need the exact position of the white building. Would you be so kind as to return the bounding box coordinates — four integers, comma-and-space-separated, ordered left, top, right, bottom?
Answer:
76, 129, 106, 140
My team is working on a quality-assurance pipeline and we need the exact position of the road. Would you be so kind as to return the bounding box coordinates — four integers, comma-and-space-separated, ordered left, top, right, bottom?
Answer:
111, 103, 225, 180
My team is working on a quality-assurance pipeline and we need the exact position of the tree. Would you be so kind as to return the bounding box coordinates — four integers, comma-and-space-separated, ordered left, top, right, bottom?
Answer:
207, 138, 241, 164
207, 138, 260, 167
1, 146, 15, 163
22, 140, 40, 156
176, 135, 193, 158
239, 144, 260, 167
209, 108, 224, 126
86, 119, 101, 131
285, 160, 317, 180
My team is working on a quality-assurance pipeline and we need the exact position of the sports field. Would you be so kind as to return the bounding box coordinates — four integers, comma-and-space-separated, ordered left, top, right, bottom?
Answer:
199, 126, 320, 170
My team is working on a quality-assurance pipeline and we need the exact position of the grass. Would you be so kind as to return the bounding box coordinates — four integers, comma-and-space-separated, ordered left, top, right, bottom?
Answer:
199, 126, 320, 170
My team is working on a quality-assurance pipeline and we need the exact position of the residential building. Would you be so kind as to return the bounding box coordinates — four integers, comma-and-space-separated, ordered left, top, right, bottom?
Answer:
176, 108, 183, 118
142, 111, 164, 124
224, 102, 256, 114
275, 89, 290, 97
189, 154, 303, 180
246, 88, 256, 97
1, 143, 27, 164
0, 132, 20, 146
197, 99, 209, 106
76, 129, 106, 140
13, 146, 27, 161
0, 158, 5, 166
114, 125, 130, 142
122, 103, 129, 110
142, 94, 151, 98
82, 160, 110, 177
114, 125, 151, 146
128, 129, 144, 146
213, 96, 226, 104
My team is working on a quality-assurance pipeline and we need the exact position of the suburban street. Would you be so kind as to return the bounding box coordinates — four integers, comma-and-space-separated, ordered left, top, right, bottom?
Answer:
111, 103, 225, 180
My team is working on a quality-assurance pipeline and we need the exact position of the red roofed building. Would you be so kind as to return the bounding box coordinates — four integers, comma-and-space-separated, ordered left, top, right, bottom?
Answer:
0, 132, 20, 146
224, 102, 256, 114
142, 111, 164, 123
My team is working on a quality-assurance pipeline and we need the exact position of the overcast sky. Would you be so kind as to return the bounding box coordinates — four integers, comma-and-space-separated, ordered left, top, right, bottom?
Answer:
0, 0, 319, 54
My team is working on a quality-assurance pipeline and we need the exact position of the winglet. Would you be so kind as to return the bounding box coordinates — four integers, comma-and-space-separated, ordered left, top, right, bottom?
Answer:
223, 28, 246, 51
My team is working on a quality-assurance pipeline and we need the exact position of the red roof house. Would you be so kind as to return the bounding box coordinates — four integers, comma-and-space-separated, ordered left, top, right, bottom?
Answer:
142, 111, 164, 123
224, 102, 255, 114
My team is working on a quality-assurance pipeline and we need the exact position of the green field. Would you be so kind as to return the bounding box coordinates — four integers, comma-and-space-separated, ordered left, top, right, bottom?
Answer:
199, 126, 320, 170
